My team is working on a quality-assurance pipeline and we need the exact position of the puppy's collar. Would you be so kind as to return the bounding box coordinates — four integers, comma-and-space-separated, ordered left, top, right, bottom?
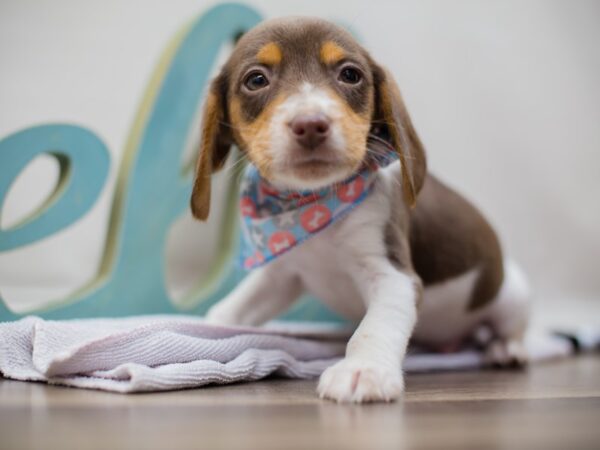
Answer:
238, 148, 398, 270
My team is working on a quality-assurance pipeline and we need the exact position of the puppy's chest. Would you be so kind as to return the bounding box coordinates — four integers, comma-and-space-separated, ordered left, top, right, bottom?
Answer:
280, 176, 395, 319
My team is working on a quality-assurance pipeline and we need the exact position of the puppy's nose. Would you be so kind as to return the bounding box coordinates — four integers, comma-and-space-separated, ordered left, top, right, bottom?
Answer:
289, 114, 330, 149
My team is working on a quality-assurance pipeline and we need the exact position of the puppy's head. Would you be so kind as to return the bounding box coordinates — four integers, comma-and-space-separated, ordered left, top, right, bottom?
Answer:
191, 17, 426, 220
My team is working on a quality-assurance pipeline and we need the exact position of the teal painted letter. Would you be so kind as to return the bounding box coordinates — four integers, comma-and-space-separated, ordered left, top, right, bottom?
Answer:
0, 125, 109, 251
0, 3, 341, 323
0, 4, 262, 320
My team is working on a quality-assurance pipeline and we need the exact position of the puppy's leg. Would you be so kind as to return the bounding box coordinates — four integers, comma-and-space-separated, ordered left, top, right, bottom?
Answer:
318, 257, 420, 403
205, 264, 303, 326
484, 260, 531, 367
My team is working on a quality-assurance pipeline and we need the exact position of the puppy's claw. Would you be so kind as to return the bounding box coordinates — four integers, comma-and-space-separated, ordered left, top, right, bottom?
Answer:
317, 358, 404, 403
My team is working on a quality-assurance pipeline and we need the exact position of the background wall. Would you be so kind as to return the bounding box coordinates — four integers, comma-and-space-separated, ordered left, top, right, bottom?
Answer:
1, 0, 598, 327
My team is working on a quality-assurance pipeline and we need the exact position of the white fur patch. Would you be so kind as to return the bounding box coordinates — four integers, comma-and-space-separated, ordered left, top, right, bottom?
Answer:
267, 83, 348, 190
413, 260, 531, 350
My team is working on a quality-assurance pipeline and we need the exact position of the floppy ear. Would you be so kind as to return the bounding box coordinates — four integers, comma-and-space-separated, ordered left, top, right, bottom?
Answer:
371, 64, 427, 208
190, 75, 233, 221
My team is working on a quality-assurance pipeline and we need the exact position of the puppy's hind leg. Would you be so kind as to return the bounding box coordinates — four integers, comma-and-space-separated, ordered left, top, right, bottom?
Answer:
484, 260, 531, 367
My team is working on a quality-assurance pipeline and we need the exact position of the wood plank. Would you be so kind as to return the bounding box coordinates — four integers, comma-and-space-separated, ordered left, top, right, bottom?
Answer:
1, 356, 599, 450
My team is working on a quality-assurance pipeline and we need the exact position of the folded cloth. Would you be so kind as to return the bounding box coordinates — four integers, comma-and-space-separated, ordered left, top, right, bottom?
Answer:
0, 315, 593, 393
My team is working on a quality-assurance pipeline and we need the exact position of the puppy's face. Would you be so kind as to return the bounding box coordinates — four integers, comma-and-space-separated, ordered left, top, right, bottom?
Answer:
224, 18, 374, 190
191, 17, 426, 220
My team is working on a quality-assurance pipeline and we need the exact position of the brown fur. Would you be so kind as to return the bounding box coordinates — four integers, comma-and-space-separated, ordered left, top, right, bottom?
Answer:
381, 171, 504, 311
256, 42, 282, 65
371, 66, 427, 208
229, 94, 288, 179
190, 85, 232, 220
409, 175, 504, 310
328, 87, 372, 170
320, 41, 346, 65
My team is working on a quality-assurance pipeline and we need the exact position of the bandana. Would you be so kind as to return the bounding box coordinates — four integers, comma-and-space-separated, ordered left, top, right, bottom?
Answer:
238, 146, 398, 270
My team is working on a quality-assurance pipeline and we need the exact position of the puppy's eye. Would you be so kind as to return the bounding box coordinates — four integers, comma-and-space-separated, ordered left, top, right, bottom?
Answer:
338, 66, 362, 85
243, 71, 269, 91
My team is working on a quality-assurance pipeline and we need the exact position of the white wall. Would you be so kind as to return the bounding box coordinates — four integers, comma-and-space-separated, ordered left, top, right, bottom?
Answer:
1, 0, 599, 327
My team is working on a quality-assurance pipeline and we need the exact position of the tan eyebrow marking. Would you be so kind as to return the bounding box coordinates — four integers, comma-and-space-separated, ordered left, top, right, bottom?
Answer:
256, 42, 282, 65
320, 41, 346, 65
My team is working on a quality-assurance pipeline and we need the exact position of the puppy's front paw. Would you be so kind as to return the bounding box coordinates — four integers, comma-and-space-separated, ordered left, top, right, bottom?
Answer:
204, 305, 241, 326
317, 358, 404, 403
485, 339, 529, 368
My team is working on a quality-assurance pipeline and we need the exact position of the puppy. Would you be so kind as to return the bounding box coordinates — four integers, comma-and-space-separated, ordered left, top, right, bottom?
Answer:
190, 17, 530, 403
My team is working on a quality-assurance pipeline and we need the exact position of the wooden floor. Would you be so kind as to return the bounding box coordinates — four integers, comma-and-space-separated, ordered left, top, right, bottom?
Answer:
1, 356, 599, 450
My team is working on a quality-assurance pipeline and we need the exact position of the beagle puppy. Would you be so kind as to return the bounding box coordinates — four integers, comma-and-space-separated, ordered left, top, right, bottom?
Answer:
190, 17, 530, 403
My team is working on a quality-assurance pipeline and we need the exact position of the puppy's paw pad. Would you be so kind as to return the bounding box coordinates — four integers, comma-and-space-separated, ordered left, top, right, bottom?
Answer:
485, 339, 529, 368
317, 358, 403, 403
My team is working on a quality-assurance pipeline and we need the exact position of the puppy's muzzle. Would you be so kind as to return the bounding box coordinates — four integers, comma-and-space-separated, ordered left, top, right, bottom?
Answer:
289, 113, 331, 149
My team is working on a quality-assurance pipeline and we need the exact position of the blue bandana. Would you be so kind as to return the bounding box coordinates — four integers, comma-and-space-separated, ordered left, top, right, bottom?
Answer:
238, 148, 398, 270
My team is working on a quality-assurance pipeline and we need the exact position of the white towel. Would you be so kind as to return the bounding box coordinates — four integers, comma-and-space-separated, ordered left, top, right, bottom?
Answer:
0, 316, 584, 393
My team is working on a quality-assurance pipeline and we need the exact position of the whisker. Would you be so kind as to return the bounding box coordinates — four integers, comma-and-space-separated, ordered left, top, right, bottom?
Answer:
217, 120, 254, 133
220, 153, 248, 175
